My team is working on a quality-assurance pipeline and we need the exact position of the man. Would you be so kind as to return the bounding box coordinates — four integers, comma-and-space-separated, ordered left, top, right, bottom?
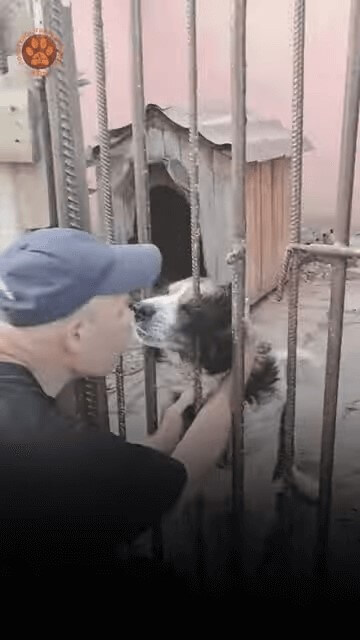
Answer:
0, 227, 245, 576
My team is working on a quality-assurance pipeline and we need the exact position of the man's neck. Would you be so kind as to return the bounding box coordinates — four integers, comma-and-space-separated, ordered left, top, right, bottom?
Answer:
0, 352, 72, 397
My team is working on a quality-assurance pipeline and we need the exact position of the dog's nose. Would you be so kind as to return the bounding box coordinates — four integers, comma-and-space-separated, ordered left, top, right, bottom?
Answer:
133, 302, 156, 322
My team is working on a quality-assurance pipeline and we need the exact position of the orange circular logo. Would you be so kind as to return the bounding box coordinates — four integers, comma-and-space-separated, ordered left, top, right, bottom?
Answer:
17, 29, 63, 77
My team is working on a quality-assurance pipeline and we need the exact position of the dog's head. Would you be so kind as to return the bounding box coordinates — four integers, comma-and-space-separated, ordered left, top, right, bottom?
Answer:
133, 277, 280, 404
134, 277, 251, 375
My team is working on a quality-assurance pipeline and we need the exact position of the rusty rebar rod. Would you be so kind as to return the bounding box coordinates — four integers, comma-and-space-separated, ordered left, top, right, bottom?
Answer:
314, 0, 360, 580
229, 0, 247, 564
130, 0, 158, 437
283, 0, 306, 477
93, 0, 126, 439
186, 0, 203, 413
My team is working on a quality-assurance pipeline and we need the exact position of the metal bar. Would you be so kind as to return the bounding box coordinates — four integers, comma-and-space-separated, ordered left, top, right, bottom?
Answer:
186, 0, 203, 412
33, 0, 57, 227
186, 0, 202, 410
283, 0, 306, 476
290, 242, 360, 261
186, 0, 207, 589
45, 0, 107, 431
130, 0, 162, 561
314, 0, 360, 579
93, 0, 126, 440
229, 0, 247, 564
130, 0, 158, 437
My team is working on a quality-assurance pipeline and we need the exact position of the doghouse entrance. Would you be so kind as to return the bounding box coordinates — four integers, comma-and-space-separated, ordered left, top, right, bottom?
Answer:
148, 185, 206, 284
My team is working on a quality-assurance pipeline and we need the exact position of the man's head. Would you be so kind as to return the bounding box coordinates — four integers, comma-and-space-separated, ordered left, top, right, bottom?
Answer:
0, 228, 162, 392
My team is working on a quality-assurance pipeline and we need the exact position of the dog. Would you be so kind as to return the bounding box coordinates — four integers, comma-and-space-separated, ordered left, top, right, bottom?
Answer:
132, 277, 319, 502
132, 277, 280, 426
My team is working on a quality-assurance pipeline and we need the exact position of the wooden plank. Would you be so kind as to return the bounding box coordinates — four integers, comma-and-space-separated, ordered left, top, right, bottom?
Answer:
212, 149, 232, 283
198, 145, 218, 279
271, 158, 288, 287
245, 163, 257, 301
163, 127, 181, 161
147, 126, 165, 163
252, 161, 263, 298
259, 160, 274, 297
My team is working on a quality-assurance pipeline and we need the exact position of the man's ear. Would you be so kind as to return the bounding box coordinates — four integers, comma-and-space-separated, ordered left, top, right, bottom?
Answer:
63, 317, 85, 352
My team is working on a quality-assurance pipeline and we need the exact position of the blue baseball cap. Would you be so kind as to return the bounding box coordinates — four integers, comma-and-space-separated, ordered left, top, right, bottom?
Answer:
0, 228, 162, 327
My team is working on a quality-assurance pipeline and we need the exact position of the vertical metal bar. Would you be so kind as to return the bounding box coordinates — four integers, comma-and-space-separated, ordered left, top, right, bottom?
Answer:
45, 0, 107, 431
229, 0, 247, 560
186, 0, 201, 291
93, 0, 126, 440
283, 0, 306, 475
130, 0, 158, 437
186, 0, 206, 590
130, 0, 162, 562
32, 1, 58, 228
315, 0, 360, 577
186, 0, 202, 412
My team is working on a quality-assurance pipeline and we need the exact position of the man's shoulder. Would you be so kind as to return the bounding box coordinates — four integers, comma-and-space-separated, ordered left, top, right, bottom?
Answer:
0, 362, 80, 438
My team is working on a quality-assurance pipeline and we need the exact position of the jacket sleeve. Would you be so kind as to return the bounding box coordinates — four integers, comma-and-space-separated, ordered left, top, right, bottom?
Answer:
0, 433, 188, 546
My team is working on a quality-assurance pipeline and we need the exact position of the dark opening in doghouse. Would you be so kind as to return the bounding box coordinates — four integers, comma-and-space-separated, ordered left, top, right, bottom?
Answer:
130, 185, 207, 285
150, 186, 206, 284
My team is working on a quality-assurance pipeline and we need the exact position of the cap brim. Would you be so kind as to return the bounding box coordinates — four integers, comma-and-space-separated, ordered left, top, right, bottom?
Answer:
97, 243, 162, 296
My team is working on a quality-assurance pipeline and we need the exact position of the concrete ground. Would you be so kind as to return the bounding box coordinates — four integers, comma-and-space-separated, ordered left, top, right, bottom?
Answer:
107, 260, 360, 596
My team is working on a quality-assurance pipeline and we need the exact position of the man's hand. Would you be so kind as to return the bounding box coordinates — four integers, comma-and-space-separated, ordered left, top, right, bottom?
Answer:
171, 386, 195, 415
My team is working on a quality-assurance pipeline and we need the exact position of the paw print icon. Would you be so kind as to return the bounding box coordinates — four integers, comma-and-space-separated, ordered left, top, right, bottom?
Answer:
21, 33, 58, 70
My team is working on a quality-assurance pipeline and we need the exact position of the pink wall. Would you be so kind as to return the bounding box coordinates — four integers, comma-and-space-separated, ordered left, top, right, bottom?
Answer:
72, 0, 360, 231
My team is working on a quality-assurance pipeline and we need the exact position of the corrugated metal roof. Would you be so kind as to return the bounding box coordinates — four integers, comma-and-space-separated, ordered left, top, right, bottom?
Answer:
87, 103, 313, 164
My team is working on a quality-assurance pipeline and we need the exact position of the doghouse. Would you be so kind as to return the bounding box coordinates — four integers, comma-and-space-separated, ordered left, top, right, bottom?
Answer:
87, 103, 312, 303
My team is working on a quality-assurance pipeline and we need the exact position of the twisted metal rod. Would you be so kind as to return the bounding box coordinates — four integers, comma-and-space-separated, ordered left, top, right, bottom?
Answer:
93, 0, 126, 439
283, 0, 306, 477
186, 0, 202, 413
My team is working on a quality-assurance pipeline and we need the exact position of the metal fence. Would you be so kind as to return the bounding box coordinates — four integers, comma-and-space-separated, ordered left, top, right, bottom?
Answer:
39, 0, 360, 583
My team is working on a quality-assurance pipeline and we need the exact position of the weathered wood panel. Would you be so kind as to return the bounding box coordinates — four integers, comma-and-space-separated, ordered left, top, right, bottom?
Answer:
162, 127, 181, 161
212, 149, 233, 283
245, 162, 262, 301
197, 144, 217, 280
271, 157, 289, 289
147, 126, 165, 163
259, 161, 274, 297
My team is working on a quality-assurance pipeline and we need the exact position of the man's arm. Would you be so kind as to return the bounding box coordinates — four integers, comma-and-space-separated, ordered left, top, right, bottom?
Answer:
147, 330, 256, 486
144, 388, 194, 454
171, 375, 232, 486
